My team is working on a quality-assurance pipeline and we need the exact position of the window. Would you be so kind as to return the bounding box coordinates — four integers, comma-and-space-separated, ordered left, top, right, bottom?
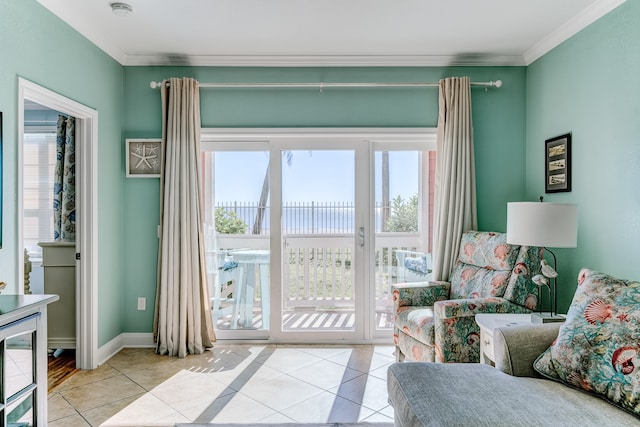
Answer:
23, 128, 57, 263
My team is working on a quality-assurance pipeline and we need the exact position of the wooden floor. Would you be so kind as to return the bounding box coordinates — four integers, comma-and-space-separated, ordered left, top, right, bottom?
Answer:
48, 349, 79, 391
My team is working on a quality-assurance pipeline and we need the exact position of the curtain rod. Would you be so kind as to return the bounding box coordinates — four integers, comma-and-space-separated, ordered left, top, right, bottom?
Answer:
149, 80, 502, 90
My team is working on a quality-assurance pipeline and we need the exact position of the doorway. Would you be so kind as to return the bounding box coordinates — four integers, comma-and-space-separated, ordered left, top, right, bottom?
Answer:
18, 78, 99, 369
278, 144, 365, 342
22, 102, 77, 364
202, 128, 436, 343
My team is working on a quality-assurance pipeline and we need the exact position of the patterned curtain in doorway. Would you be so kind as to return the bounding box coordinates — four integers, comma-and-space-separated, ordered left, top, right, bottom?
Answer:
53, 115, 76, 241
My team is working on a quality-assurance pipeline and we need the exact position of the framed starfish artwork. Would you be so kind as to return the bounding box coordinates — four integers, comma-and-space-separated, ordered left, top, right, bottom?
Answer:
126, 139, 162, 178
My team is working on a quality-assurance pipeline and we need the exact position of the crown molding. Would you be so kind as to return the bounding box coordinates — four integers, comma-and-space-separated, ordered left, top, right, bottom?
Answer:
40, 0, 624, 68
523, 0, 627, 65
123, 54, 526, 67
37, 0, 129, 64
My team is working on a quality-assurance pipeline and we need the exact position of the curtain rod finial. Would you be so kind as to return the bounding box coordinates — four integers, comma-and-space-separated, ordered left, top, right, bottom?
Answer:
494, 80, 503, 88
150, 81, 162, 89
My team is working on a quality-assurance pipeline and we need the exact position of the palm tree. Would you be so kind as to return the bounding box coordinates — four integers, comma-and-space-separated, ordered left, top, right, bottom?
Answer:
382, 151, 390, 231
252, 151, 293, 234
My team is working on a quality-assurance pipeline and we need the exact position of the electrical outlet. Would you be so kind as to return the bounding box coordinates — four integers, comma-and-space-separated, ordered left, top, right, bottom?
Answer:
137, 297, 146, 311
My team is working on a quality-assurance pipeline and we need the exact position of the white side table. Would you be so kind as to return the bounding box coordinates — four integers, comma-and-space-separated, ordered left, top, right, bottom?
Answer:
475, 313, 536, 365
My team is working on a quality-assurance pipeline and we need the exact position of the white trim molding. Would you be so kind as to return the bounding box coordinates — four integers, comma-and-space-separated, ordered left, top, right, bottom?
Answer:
18, 77, 99, 370
524, 0, 627, 65
201, 127, 437, 142
201, 127, 435, 343
97, 333, 155, 366
124, 54, 526, 67
97, 334, 124, 366
38, 0, 625, 68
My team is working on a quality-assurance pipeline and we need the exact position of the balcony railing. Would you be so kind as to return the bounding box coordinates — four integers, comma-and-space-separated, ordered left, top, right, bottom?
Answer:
207, 233, 427, 330
207, 200, 428, 330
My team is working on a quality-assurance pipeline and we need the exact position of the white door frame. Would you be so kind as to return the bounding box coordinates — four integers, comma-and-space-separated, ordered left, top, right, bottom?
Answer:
269, 139, 369, 343
18, 77, 98, 369
202, 128, 435, 343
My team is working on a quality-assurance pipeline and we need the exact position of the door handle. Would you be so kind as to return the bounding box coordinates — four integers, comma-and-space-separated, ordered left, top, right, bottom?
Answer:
358, 227, 365, 248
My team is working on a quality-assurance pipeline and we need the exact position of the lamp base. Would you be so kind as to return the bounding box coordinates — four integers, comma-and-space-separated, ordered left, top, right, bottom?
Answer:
531, 312, 566, 324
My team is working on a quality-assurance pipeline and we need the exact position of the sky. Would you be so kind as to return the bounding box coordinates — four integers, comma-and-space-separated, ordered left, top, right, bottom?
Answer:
213, 149, 420, 204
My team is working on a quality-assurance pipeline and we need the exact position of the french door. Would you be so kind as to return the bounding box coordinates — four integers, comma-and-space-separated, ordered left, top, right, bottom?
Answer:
201, 128, 435, 342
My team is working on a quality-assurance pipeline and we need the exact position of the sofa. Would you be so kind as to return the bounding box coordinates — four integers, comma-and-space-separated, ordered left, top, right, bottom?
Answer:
388, 268, 640, 426
393, 230, 542, 363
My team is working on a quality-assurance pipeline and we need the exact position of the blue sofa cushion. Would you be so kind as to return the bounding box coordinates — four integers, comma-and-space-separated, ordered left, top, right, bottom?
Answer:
388, 362, 640, 426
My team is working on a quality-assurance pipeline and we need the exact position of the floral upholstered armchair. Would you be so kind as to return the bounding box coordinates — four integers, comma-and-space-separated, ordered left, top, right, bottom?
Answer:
392, 230, 542, 363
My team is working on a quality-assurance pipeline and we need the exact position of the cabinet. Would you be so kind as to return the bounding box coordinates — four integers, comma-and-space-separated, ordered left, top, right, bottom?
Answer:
475, 313, 535, 365
0, 294, 59, 426
38, 242, 76, 350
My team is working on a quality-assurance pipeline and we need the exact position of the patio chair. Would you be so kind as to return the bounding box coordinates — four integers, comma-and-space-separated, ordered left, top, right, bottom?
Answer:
392, 230, 542, 363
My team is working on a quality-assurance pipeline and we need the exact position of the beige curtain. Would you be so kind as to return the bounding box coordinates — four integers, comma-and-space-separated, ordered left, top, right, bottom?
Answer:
154, 77, 215, 357
431, 77, 477, 281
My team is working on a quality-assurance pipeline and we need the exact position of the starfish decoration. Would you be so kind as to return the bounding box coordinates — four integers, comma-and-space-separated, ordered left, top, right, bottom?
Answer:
132, 143, 159, 170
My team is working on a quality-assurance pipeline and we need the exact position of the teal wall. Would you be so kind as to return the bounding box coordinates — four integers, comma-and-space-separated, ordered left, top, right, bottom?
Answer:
15, 0, 622, 338
122, 66, 527, 332
526, 1, 640, 312
0, 0, 125, 346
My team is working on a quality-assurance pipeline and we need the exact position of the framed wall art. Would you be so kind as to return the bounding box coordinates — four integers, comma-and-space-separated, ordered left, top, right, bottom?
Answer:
545, 133, 571, 193
126, 138, 162, 178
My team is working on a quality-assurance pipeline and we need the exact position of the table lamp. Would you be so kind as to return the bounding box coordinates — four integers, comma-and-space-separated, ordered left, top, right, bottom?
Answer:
506, 199, 577, 322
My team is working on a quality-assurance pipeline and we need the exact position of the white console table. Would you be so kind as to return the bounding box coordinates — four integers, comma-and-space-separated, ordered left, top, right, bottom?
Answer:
0, 294, 59, 426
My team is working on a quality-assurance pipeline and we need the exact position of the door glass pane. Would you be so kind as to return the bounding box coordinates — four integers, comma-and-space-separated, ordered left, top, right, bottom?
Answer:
5, 332, 34, 398
281, 150, 355, 332
7, 392, 34, 427
203, 151, 270, 332
374, 149, 434, 331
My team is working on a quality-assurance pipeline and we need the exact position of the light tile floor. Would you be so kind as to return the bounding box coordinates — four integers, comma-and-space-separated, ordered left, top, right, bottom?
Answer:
48, 344, 396, 426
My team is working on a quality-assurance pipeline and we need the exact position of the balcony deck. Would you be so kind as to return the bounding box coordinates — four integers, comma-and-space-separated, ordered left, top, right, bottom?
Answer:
214, 308, 394, 331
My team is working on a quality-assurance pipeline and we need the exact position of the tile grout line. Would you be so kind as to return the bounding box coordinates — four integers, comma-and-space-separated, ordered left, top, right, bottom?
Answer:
49, 345, 395, 425
327, 350, 373, 423
192, 346, 277, 423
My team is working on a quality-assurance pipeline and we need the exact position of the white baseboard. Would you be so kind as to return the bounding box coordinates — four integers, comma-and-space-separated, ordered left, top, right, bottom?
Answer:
48, 337, 76, 350
123, 333, 155, 348
97, 333, 155, 366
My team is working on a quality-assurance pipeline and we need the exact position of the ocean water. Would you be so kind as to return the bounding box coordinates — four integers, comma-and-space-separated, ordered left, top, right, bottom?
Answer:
215, 203, 392, 234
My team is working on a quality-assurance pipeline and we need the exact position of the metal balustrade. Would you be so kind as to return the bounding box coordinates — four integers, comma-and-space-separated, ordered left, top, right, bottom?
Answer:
215, 201, 402, 235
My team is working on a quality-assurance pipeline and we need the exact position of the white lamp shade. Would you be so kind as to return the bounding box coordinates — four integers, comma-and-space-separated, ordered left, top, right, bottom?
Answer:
507, 202, 577, 248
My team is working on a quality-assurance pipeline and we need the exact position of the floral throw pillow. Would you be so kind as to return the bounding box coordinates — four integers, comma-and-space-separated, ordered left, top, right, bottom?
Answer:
533, 268, 640, 416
